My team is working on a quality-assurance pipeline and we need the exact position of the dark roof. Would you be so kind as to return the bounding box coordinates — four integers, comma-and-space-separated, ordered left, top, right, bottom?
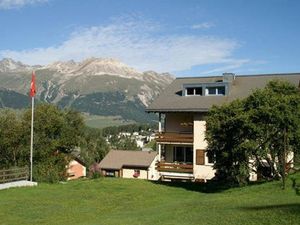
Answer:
146, 73, 300, 112
99, 150, 157, 170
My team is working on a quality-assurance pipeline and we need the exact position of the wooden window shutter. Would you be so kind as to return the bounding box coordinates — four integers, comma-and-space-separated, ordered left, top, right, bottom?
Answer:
196, 150, 205, 165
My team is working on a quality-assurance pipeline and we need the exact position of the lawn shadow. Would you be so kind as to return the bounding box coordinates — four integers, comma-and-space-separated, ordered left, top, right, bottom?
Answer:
151, 180, 237, 193
241, 203, 300, 214
151, 178, 281, 194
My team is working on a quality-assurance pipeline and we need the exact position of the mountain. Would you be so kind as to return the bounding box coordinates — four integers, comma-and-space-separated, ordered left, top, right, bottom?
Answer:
0, 58, 174, 123
0, 88, 30, 109
0, 58, 40, 73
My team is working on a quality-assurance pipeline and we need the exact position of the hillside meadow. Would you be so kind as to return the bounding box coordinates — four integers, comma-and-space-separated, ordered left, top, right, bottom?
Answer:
0, 173, 299, 225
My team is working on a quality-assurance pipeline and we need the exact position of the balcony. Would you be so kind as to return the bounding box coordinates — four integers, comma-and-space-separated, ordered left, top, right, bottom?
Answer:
155, 132, 193, 144
156, 162, 193, 173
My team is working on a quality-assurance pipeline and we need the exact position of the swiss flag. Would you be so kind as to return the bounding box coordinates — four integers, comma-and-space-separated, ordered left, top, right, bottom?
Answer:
30, 71, 36, 97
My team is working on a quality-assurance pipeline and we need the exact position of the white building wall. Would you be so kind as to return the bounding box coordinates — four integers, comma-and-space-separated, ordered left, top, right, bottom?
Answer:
148, 155, 160, 180
122, 168, 148, 179
121, 155, 160, 181
193, 114, 216, 181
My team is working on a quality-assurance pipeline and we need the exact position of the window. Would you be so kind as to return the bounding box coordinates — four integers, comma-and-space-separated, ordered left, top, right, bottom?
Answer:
207, 87, 216, 95
207, 151, 215, 164
173, 146, 193, 163
105, 170, 115, 177
205, 86, 226, 96
186, 88, 194, 95
195, 87, 202, 95
186, 87, 203, 96
185, 147, 193, 163
133, 169, 140, 178
174, 146, 184, 162
217, 86, 225, 95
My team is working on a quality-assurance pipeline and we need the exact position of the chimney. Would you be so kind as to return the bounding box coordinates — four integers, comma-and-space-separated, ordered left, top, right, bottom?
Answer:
223, 73, 235, 82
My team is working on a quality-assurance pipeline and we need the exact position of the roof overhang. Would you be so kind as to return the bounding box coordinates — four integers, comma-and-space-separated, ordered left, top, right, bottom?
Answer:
100, 167, 121, 170
122, 164, 149, 169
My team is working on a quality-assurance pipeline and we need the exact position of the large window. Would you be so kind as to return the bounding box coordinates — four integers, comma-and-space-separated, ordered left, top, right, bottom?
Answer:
173, 146, 193, 163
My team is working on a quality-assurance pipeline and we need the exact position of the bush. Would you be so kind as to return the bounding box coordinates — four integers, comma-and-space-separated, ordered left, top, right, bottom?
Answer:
33, 155, 69, 183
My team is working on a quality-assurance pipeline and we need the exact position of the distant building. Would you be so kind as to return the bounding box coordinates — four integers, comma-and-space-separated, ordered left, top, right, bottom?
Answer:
136, 139, 145, 148
67, 158, 87, 180
99, 150, 159, 180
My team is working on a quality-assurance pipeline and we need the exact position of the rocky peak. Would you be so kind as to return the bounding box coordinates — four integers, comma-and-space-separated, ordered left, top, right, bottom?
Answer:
143, 70, 174, 84
45, 60, 77, 73
44, 57, 142, 79
0, 58, 33, 72
75, 57, 141, 77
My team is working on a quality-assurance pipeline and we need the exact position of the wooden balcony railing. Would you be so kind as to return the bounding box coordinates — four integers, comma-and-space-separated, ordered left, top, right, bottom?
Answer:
156, 162, 193, 173
155, 132, 193, 143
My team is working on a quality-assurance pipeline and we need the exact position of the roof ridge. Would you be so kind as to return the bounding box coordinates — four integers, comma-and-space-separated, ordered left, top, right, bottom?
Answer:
176, 72, 300, 79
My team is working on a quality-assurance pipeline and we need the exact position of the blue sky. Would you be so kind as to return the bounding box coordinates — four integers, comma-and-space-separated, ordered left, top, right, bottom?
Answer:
0, 0, 299, 76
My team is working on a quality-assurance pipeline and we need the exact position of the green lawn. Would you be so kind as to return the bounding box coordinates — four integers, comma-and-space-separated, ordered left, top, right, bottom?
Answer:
84, 115, 134, 129
84, 115, 136, 129
0, 174, 299, 225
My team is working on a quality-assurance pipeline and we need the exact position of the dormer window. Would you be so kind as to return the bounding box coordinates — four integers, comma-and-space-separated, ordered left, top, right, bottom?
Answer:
183, 83, 228, 96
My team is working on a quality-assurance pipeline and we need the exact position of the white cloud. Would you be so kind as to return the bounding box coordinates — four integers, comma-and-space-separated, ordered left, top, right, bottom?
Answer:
191, 22, 214, 30
200, 59, 250, 74
0, 19, 247, 73
0, 0, 47, 9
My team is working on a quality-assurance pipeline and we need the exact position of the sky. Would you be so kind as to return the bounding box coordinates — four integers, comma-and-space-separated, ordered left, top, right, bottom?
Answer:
0, 0, 299, 77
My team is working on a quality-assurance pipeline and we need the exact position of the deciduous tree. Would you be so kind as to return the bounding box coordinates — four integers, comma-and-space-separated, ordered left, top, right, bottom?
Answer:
206, 80, 300, 187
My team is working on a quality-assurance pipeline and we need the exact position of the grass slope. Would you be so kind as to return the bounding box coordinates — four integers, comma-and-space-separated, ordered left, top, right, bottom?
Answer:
0, 174, 299, 225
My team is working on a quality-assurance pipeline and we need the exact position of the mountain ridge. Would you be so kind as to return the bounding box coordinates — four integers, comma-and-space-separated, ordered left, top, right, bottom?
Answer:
0, 57, 174, 123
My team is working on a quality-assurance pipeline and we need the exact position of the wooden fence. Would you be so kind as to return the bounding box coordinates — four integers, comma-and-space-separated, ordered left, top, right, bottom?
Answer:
0, 167, 29, 184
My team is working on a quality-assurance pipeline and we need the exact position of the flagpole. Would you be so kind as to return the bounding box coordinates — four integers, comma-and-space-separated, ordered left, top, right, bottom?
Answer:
29, 71, 36, 182
30, 95, 34, 181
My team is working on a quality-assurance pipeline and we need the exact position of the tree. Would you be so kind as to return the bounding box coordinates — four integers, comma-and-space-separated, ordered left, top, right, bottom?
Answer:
244, 80, 300, 189
0, 110, 25, 167
206, 80, 300, 187
21, 104, 85, 182
80, 127, 109, 165
206, 100, 252, 185
58, 109, 85, 152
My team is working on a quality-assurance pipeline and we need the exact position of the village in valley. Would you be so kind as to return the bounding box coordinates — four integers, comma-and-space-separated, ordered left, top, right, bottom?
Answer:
0, 1, 300, 225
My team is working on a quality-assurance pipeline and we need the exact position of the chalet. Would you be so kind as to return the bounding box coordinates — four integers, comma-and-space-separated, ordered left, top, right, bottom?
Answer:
146, 73, 300, 181
99, 150, 159, 180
